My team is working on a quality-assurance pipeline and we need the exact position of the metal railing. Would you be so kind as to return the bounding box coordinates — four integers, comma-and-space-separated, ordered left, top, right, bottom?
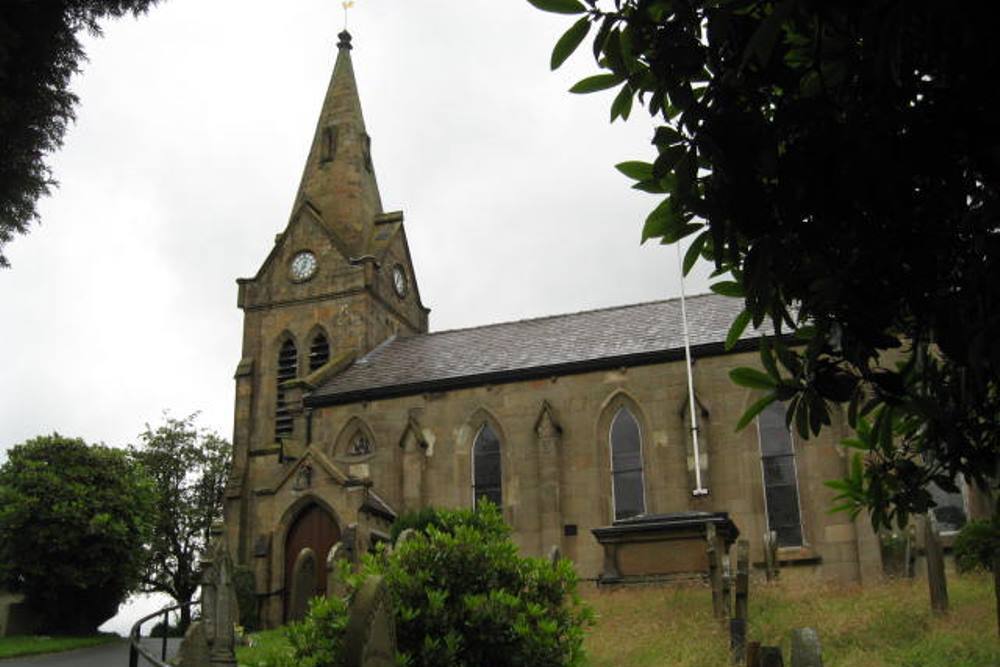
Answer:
127, 598, 197, 667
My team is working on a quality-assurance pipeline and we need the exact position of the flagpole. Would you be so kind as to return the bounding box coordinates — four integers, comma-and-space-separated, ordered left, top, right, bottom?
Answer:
677, 241, 709, 496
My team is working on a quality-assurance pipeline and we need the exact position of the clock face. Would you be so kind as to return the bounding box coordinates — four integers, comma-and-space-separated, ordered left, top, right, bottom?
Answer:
290, 251, 317, 282
392, 265, 407, 298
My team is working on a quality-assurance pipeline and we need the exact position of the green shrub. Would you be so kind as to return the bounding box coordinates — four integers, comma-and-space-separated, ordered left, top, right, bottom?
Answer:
954, 519, 1000, 573
291, 502, 592, 667
286, 595, 350, 667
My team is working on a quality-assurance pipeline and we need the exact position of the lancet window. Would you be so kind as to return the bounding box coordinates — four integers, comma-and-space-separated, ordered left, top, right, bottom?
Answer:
275, 339, 297, 439
610, 406, 646, 521
757, 402, 804, 547
472, 424, 502, 509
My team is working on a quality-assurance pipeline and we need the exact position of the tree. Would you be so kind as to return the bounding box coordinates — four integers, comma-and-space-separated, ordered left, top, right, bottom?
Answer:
132, 413, 231, 630
530, 0, 998, 531
0, 0, 162, 267
0, 434, 154, 634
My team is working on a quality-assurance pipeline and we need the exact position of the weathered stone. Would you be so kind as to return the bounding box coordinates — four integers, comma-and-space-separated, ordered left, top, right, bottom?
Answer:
707, 523, 726, 619
327, 543, 350, 599
548, 545, 562, 565
342, 575, 397, 667
176, 621, 210, 667
178, 528, 239, 667
729, 618, 747, 665
0, 592, 39, 637
790, 627, 823, 667
734, 540, 749, 621
288, 547, 318, 622
924, 514, 949, 614
395, 528, 419, 546
763, 530, 779, 582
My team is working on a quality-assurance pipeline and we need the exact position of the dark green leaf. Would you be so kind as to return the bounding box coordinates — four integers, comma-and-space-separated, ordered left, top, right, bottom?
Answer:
735, 393, 777, 431
610, 84, 633, 121
551, 17, 591, 70
759, 338, 780, 380
710, 280, 744, 298
525, 0, 587, 15
615, 160, 654, 181
726, 309, 752, 350
682, 231, 709, 276
569, 73, 623, 94
729, 367, 777, 390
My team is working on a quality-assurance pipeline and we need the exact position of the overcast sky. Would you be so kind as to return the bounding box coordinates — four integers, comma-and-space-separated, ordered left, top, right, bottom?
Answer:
0, 0, 714, 632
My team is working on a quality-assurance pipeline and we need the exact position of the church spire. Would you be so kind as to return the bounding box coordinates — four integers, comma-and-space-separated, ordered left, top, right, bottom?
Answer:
292, 30, 383, 257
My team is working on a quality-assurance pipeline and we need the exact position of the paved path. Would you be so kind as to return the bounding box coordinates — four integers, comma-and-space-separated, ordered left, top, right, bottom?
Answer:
0, 638, 181, 667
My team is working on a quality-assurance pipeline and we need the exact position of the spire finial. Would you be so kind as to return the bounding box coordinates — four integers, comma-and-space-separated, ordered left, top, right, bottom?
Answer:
341, 1, 355, 31
337, 29, 353, 51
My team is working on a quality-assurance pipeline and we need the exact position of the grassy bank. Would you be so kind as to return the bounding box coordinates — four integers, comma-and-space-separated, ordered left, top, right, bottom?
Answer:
237, 572, 998, 666
582, 572, 998, 667
0, 634, 118, 660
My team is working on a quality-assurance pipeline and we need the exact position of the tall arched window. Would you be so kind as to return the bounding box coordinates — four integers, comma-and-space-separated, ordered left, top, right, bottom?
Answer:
275, 339, 297, 439
610, 407, 646, 520
472, 424, 502, 509
757, 402, 804, 546
309, 332, 330, 372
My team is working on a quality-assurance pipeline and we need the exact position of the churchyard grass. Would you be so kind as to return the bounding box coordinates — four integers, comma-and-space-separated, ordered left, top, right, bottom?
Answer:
0, 634, 118, 659
581, 571, 998, 667
235, 572, 998, 667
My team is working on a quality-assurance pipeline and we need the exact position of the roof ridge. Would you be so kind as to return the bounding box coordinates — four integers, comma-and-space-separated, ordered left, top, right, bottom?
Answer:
421, 292, 718, 338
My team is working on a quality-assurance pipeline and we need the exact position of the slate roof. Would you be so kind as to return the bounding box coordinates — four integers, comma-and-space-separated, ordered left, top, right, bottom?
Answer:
308, 293, 766, 407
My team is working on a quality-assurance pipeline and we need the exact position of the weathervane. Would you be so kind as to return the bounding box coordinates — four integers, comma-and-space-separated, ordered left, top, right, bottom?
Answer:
342, 1, 355, 30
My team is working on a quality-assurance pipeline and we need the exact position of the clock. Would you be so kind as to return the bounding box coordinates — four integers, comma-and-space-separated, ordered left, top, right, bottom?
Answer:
290, 251, 317, 282
392, 265, 407, 298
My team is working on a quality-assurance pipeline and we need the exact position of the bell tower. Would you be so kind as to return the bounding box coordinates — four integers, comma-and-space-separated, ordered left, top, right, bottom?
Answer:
225, 31, 428, 561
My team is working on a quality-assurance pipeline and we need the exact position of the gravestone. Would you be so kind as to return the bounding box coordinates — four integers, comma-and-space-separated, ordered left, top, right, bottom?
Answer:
177, 525, 238, 667
706, 523, 727, 619
790, 627, 823, 667
288, 547, 318, 621
763, 530, 779, 581
395, 528, 418, 546
548, 545, 562, 565
342, 575, 397, 667
731, 540, 750, 663
327, 543, 351, 599
924, 514, 949, 614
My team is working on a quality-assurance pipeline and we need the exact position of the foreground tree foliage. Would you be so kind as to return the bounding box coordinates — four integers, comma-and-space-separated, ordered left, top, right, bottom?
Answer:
0, 434, 153, 633
530, 0, 999, 531
131, 413, 231, 631
0, 0, 161, 267
289, 503, 592, 667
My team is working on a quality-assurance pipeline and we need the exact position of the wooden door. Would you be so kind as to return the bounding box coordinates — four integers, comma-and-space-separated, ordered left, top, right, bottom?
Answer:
284, 503, 340, 621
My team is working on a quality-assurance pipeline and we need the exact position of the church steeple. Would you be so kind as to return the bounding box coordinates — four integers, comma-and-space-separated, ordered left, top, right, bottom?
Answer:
292, 30, 383, 257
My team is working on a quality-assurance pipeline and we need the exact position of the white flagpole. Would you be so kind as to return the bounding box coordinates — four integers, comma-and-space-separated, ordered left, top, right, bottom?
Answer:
677, 241, 709, 496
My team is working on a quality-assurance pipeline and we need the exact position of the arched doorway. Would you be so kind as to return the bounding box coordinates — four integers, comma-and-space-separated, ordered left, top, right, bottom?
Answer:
284, 502, 340, 622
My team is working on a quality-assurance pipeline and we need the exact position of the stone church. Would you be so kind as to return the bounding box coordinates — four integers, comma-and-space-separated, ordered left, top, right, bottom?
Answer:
221, 31, 971, 628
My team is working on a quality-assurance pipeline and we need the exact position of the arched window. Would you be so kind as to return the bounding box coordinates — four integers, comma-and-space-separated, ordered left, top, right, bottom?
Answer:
472, 424, 502, 509
757, 402, 804, 547
610, 407, 646, 520
309, 332, 330, 372
275, 339, 297, 439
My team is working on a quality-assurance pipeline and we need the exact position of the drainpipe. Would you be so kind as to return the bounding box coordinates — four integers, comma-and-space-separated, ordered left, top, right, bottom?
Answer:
677, 243, 709, 497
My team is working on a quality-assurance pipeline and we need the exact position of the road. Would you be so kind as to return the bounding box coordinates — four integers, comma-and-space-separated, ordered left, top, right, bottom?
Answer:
0, 638, 182, 667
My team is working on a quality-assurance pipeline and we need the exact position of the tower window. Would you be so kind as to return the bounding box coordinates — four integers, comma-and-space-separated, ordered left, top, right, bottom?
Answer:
321, 126, 339, 163
472, 424, 502, 509
275, 339, 297, 439
309, 332, 330, 372
610, 407, 646, 521
757, 403, 804, 547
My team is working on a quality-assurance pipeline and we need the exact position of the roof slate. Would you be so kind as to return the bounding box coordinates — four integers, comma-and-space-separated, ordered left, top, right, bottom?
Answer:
309, 293, 766, 406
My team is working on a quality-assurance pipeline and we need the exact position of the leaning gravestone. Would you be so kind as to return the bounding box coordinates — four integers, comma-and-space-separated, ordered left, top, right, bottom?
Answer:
790, 627, 823, 667
395, 528, 419, 546
548, 545, 562, 565
327, 542, 351, 599
177, 525, 238, 667
288, 547, 318, 622
342, 575, 397, 667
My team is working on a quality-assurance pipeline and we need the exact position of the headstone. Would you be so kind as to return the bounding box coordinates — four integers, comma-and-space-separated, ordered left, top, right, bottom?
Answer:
395, 528, 418, 546
288, 548, 318, 622
177, 525, 239, 667
790, 627, 823, 667
327, 543, 350, 599
759, 646, 784, 667
342, 576, 397, 667
729, 618, 747, 665
731, 540, 750, 663
763, 530, 779, 581
924, 514, 949, 614
706, 523, 726, 619
548, 545, 562, 565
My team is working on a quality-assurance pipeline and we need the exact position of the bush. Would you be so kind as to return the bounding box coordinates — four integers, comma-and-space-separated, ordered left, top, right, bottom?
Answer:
954, 519, 1000, 573
0, 434, 154, 634
291, 502, 592, 667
